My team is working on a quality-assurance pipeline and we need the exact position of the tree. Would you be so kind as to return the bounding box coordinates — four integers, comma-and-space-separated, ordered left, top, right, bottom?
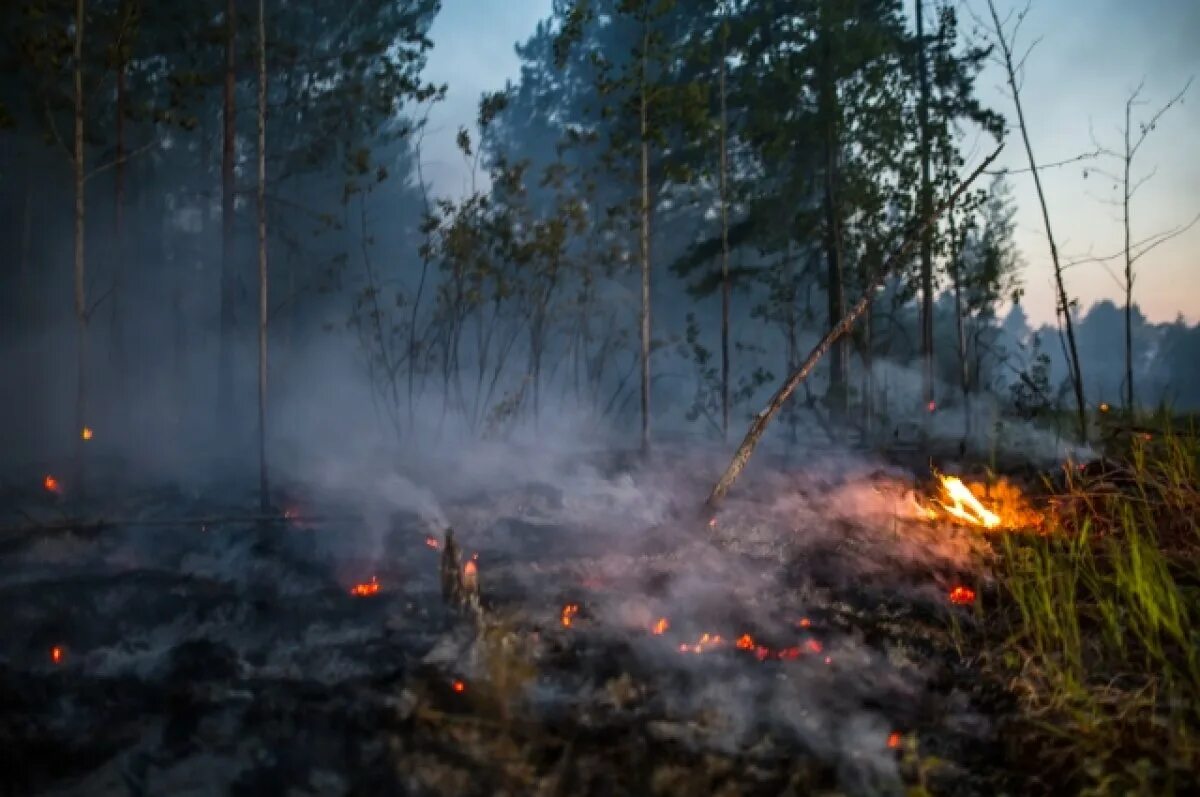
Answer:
217, 0, 237, 430
255, 0, 268, 511
982, 0, 1088, 444
1087, 78, 1195, 414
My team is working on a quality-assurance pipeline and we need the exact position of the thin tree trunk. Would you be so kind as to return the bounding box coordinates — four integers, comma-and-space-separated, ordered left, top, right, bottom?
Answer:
217, 0, 238, 428
705, 145, 1001, 509
818, 17, 846, 420
916, 0, 934, 412
110, 0, 129, 378
73, 0, 87, 497
986, 0, 1087, 444
1122, 97, 1134, 414
256, 0, 269, 513
638, 21, 652, 455
718, 10, 731, 441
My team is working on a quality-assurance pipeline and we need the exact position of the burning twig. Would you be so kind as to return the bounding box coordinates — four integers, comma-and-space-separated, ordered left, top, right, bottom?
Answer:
440, 528, 484, 623
704, 145, 1003, 509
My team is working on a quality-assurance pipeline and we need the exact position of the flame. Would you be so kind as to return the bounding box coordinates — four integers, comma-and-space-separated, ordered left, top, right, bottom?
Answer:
797, 617, 812, 629
736, 633, 754, 650
51, 645, 64, 664
350, 576, 380, 597
679, 632, 724, 654
948, 585, 976, 605
561, 603, 579, 627
425, 536, 439, 550
887, 731, 902, 749
81, 426, 93, 441
652, 617, 669, 635
916, 474, 1042, 530
452, 679, 466, 693
43, 475, 61, 494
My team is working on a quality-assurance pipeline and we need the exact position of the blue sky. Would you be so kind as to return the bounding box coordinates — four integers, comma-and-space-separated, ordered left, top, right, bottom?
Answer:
421, 0, 1200, 326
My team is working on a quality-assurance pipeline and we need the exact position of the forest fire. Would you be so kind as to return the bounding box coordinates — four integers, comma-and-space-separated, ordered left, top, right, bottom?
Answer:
349, 576, 380, 597
915, 474, 1042, 531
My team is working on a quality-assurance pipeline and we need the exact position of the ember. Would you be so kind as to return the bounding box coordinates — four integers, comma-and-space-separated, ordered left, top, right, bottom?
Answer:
425, 536, 439, 549
43, 475, 60, 494
80, 426, 93, 441
452, 680, 466, 693
736, 633, 754, 650
350, 576, 380, 597
50, 645, 64, 664
887, 731, 902, 749
948, 585, 976, 605
652, 617, 669, 635
561, 603, 579, 627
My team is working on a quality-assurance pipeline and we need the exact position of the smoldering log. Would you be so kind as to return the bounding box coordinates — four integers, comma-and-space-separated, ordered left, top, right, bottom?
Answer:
705, 144, 1005, 510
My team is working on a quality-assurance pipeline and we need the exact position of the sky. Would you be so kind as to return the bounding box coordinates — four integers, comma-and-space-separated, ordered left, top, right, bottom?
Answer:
421, 0, 1200, 327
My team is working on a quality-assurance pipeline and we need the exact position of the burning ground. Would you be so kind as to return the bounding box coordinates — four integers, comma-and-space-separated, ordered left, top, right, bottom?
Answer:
1, 449, 1049, 796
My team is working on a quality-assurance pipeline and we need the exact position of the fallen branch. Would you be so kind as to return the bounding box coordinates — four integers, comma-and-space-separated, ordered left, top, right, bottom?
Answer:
704, 144, 1004, 509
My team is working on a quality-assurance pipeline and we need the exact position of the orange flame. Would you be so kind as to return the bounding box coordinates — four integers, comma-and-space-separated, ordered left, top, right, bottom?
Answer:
736, 633, 754, 650
561, 603, 579, 627
81, 426, 93, 441
948, 585, 976, 605
51, 645, 65, 664
350, 576, 380, 597
652, 617, 669, 635
43, 475, 61, 494
916, 474, 1042, 530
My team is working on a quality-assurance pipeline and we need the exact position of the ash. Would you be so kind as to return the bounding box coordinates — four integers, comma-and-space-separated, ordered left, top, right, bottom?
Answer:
0, 449, 1008, 797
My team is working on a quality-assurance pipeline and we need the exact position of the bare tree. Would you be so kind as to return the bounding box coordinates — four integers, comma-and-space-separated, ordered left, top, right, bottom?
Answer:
717, 1, 732, 440
72, 0, 88, 495
217, 0, 238, 428
982, 0, 1087, 443
915, 0, 935, 414
638, 10, 653, 455
1088, 78, 1195, 414
256, 0, 269, 512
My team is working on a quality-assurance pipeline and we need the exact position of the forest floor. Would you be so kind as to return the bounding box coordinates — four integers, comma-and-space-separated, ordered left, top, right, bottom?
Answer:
0, 421, 1195, 796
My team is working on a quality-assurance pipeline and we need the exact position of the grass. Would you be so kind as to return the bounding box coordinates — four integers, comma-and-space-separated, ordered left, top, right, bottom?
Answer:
972, 417, 1200, 795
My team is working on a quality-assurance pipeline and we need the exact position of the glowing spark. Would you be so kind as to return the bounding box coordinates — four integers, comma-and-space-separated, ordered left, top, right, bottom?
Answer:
50, 646, 64, 664
561, 603, 579, 628
948, 585, 976, 605
80, 427, 93, 441
43, 475, 61, 493
452, 680, 466, 693
350, 576, 380, 597
887, 731, 902, 749
652, 617, 669, 635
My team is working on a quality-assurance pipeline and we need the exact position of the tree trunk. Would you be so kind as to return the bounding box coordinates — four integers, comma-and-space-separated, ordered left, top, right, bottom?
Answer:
1122, 98, 1134, 414
718, 11, 731, 441
986, 0, 1087, 444
817, 17, 846, 420
705, 145, 1001, 509
638, 22, 652, 455
73, 0, 88, 497
916, 0, 934, 414
217, 0, 238, 429
110, 0, 130, 379
256, 0, 269, 513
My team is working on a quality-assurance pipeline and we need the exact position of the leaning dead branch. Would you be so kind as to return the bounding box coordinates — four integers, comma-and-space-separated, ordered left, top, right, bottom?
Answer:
704, 145, 1004, 509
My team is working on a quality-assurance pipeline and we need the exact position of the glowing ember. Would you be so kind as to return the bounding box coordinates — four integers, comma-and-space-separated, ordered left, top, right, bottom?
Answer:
350, 576, 380, 597
425, 536, 439, 549
679, 633, 724, 654
1098, 402, 1110, 413
652, 617, 669, 635
805, 638, 823, 654
50, 646, 65, 664
927, 400, 937, 412
708, 516, 718, 528
948, 585, 976, 605
43, 475, 61, 493
736, 633, 754, 650
561, 603, 579, 627
887, 731, 902, 749
80, 426, 93, 441
452, 680, 466, 693
797, 617, 812, 629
